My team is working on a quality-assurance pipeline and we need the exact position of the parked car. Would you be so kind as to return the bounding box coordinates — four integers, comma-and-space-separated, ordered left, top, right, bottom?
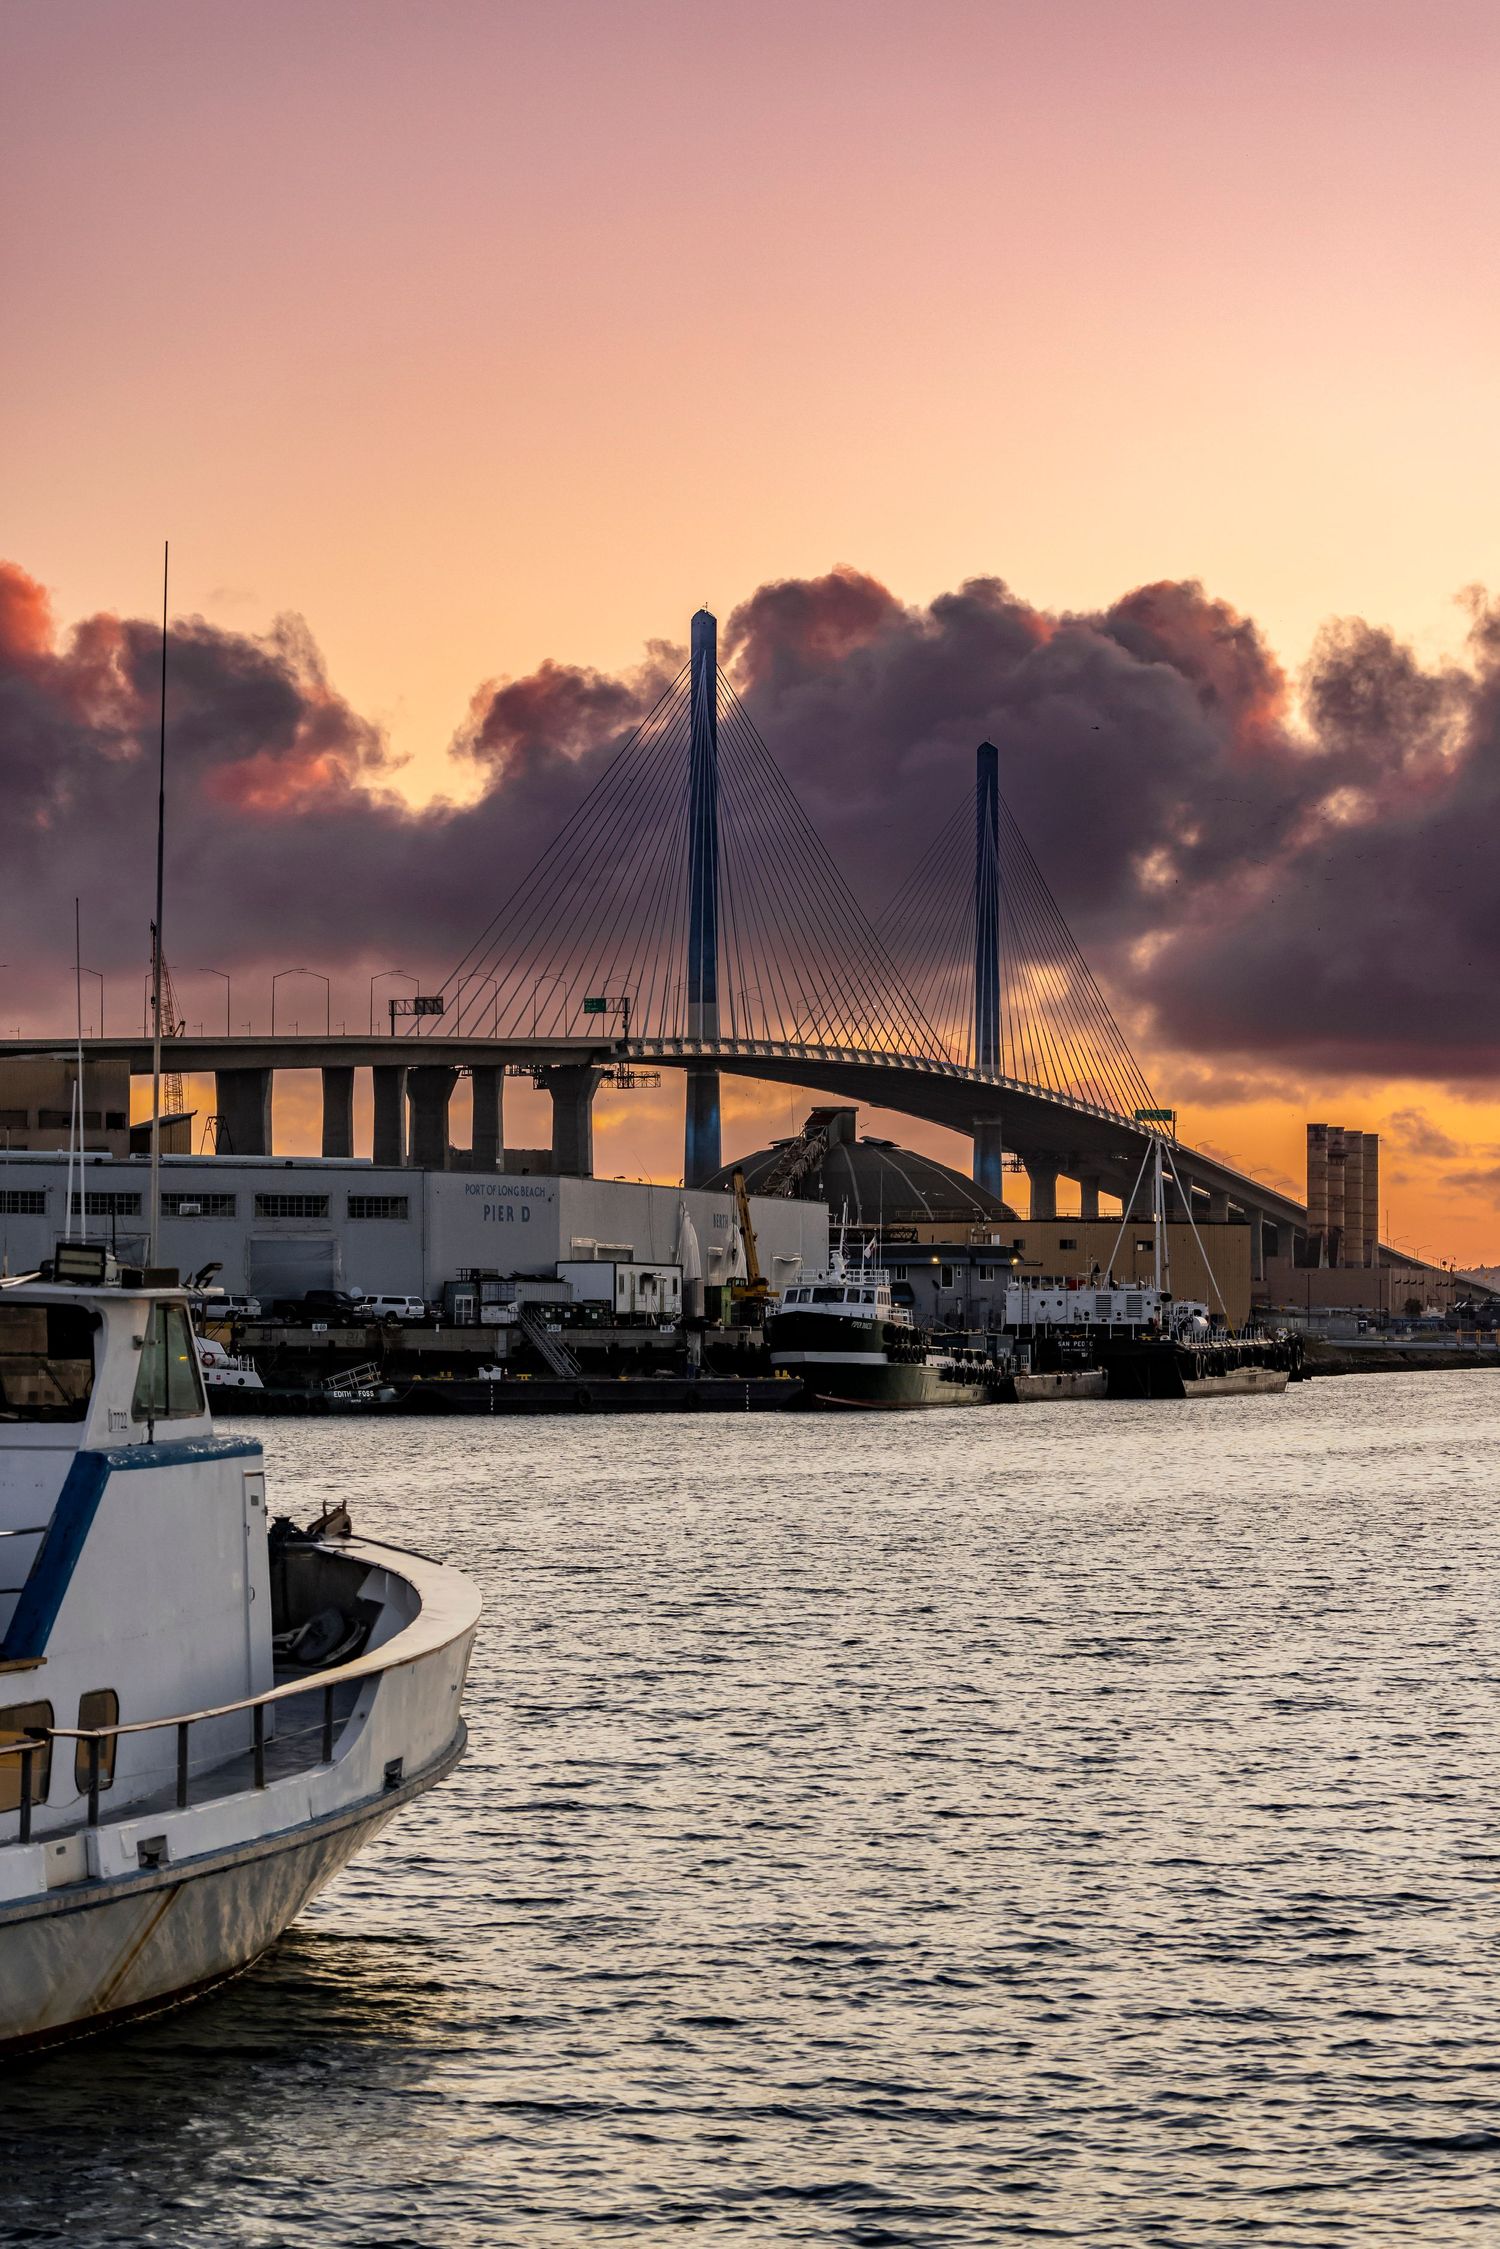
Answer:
362, 1294, 428, 1322
196, 1292, 262, 1321
272, 1290, 370, 1324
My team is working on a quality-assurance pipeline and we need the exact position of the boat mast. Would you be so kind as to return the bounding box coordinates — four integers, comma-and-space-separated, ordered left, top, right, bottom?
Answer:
67, 896, 84, 1241
148, 543, 168, 1269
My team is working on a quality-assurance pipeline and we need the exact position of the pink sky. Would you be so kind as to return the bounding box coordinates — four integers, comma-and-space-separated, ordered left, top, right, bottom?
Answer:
8, 0, 1500, 780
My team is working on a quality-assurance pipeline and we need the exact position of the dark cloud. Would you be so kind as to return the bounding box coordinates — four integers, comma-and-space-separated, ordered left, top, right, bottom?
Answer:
2, 555, 1497, 1086
1445, 1165, 1500, 1195
723, 568, 1500, 1081
1384, 1109, 1468, 1162
0, 561, 665, 1026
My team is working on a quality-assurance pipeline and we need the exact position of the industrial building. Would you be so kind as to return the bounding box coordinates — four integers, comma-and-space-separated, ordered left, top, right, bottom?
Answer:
0, 1056, 131, 1156
0, 1150, 826, 1308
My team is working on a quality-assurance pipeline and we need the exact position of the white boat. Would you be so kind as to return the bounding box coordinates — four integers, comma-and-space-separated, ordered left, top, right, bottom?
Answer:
0, 1242, 479, 2056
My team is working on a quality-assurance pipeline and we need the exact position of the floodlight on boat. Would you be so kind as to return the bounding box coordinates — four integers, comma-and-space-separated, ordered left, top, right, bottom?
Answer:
52, 1241, 110, 1285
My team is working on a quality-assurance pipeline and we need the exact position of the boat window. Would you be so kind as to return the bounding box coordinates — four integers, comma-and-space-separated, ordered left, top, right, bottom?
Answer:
861, 1289, 876, 1303
812, 1286, 843, 1303
0, 1701, 53, 1811
0, 1303, 98, 1423
74, 1689, 119, 1794
132, 1303, 207, 1421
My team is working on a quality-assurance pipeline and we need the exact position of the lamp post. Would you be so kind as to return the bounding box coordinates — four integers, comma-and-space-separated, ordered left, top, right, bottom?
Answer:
530, 974, 566, 1036
272, 969, 330, 1035
457, 973, 500, 1035
179, 966, 230, 1036
370, 969, 417, 1035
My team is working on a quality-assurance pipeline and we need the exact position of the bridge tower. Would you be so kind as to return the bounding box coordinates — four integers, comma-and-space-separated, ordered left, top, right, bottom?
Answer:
684, 607, 722, 1185
971, 740, 1005, 1200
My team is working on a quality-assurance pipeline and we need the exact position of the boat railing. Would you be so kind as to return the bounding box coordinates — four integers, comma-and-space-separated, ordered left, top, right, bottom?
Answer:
0, 1538, 473, 1845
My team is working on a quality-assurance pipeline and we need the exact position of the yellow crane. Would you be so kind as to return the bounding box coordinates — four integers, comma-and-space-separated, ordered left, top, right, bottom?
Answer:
730, 1166, 771, 1317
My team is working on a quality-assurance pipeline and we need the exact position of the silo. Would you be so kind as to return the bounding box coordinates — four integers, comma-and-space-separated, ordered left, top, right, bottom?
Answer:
1361, 1133, 1381, 1269
1326, 1136, 1347, 1268
1306, 1124, 1330, 1266
1341, 1133, 1365, 1267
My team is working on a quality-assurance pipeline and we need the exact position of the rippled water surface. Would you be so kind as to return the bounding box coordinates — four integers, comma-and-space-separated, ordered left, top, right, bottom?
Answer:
11, 1376, 1500, 2244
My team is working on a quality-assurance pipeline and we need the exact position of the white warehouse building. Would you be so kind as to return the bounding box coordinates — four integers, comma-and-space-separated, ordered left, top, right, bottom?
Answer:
0, 1153, 827, 1305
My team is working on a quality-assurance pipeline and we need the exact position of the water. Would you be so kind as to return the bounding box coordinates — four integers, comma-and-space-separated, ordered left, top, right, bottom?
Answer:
9, 1375, 1500, 2245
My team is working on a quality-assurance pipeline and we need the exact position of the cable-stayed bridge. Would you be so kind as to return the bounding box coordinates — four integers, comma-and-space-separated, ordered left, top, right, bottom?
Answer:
14, 609, 1309, 1264
414, 607, 1304, 1259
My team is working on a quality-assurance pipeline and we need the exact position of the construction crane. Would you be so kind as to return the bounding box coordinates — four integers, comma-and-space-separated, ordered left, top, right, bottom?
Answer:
148, 925, 186, 1114
729, 1166, 771, 1318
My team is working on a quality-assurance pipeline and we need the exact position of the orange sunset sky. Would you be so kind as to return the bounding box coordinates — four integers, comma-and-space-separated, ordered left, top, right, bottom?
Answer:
5, 0, 1500, 1263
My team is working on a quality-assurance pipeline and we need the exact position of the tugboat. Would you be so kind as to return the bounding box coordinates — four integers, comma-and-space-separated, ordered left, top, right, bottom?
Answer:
0, 1241, 479, 2054
767, 1231, 1004, 1409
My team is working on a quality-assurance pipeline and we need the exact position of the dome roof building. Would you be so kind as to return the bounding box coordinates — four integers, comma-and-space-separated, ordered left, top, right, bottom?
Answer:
708, 1107, 1017, 1231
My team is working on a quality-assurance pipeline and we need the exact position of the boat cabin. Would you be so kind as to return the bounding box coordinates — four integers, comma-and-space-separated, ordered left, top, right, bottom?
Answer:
0, 1245, 273, 1853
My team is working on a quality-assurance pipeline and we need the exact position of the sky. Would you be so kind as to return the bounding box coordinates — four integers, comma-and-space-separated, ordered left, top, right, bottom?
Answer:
4, 0, 1500, 1262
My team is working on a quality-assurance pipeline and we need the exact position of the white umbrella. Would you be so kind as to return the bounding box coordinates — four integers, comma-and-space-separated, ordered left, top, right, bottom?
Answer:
674, 1200, 702, 1283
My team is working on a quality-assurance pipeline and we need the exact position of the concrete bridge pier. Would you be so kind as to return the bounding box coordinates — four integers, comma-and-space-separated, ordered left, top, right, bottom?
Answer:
541, 1063, 602, 1178
685, 1066, 721, 1188
407, 1066, 458, 1170
1206, 1187, 1230, 1224
321, 1067, 355, 1160
1026, 1163, 1058, 1221
1250, 1216, 1268, 1282
372, 1066, 407, 1167
1127, 1163, 1156, 1222
470, 1065, 504, 1170
972, 1115, 1005, 1203
1076, 1172, 1102, 1221
214, 1067, 272, 1158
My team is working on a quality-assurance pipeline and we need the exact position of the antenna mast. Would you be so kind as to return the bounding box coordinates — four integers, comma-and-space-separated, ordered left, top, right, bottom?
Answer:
67, 896, 84, 1241
149, 543, 168, 1267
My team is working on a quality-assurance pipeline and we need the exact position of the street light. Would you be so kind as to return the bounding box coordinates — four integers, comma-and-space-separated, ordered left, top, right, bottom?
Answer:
370, 968, 417, 1035
457, 973, 500, 1036
531, 974, 566, 1036
179, 966, 231, 1036
272, 969, 330, 1034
